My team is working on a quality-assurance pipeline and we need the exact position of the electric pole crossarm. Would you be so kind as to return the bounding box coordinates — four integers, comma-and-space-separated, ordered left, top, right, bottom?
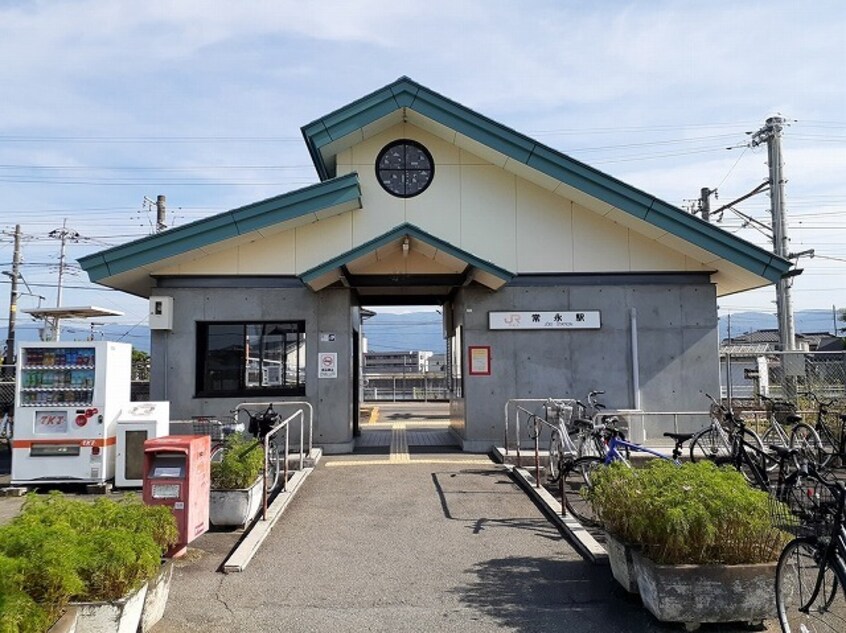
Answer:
710, 181, 770, 218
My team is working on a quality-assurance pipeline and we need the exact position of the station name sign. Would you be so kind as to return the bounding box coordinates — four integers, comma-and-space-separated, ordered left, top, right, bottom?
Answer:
488, 311, 601, 330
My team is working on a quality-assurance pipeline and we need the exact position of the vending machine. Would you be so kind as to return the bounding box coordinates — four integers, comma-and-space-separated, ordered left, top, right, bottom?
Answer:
12, 341, 132, 485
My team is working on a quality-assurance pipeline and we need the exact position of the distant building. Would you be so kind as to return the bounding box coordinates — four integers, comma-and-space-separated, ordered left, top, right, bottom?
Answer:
721, 329, 843, 353
364, 351, 433, 375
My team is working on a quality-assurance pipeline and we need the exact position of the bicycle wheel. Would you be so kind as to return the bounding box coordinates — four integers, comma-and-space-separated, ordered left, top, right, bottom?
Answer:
210, 443, 226, 463
264, 439, 281, 493
574, 429, 601, 459
548, 430, 566, 482
790, 423, 825, 468
689, 426, 731, 463
761, 424, 790, 472
815, 424, 838, 469
561, 456, 603, 527
776, 537, 845, 633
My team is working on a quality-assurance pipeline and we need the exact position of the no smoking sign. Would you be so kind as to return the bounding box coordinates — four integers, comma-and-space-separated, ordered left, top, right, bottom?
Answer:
318, 352, 337, 379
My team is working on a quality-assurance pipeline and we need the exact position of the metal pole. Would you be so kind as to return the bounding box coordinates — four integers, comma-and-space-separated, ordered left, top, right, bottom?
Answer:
630, 308, 641, 409
156, 195, 167, 233
4, 225, 22, 370
700, 187, 712, 222
756, 116, 795, 351
534, 418, 541, 488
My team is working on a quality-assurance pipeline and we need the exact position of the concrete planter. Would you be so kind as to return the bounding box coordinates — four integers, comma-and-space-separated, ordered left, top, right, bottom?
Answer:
47, 607, 79, 633
73, 582, 148, 633
631, 550, 777, 630
604, 533, 639, 594
210, 477, 263, 527
139, 560, 174, 633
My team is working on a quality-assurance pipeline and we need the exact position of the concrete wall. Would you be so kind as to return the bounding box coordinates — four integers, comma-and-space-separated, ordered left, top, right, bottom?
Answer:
150, 279, 356, 453
449, 274, 720, 451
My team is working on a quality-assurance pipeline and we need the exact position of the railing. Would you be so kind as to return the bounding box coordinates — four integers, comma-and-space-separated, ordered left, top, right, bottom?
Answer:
503, 397, 577, 460
504, 399, 712, 464
265, 400, 314, 464
232, 402, 307, 521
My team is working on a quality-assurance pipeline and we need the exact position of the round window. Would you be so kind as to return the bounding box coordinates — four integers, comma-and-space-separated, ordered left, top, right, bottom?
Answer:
375, 139, 434, 198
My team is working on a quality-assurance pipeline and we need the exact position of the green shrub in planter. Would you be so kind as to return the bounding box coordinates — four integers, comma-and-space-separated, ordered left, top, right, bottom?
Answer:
0, 522, 85, 622
0, 492, 178, 631
211, 432, 265, 490
585, 459, 789, 565
0, 554, 51, 633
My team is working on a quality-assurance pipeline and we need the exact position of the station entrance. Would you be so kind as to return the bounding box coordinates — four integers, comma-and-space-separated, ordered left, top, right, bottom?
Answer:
356, 302, 459, 455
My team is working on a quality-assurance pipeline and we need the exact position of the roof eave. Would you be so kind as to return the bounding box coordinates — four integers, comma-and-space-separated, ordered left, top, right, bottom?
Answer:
79, 173, 362, 283
300, 76, 790, 285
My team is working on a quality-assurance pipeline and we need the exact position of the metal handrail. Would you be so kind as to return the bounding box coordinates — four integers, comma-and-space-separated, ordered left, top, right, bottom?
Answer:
503, 397, 577, 458
260, 409, 304, 520
233, 401, 311, 470
268, 401, 314, 464
232, 402, 307, 520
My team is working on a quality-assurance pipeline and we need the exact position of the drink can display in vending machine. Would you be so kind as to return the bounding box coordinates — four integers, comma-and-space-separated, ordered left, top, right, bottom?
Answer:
12, 341, 133, 485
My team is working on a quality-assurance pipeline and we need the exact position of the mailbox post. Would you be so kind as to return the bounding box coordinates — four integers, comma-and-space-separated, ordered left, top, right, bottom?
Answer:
142, 435, 210, 557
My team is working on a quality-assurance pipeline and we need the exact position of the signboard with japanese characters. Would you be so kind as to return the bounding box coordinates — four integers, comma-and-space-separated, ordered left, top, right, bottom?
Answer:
318, 352, 338, 379
488, 311, 601, 330
468, 346, 491, 376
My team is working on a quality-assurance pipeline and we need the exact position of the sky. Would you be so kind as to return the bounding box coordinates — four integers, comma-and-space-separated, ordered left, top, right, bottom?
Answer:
1, 0, 845, 346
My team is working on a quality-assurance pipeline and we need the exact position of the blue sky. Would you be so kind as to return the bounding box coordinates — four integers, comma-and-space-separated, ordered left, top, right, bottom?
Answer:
1, 0, 845, 342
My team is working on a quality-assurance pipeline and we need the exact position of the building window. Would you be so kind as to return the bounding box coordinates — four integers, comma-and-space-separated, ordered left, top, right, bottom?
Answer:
196, 321, 306, 397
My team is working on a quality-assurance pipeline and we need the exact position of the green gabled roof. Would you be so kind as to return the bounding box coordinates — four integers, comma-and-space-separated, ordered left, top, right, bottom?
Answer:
300, 222, 514, 284
79, 173, 361, 281
301, 76, 790, 283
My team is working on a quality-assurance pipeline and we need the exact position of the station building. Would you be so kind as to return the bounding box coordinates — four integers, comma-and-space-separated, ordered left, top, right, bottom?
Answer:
80, 77, 790, 453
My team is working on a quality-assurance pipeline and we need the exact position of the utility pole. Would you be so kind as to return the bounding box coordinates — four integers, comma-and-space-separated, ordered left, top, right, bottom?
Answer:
156, 195, 167, 233
699, 187, 716, 222
4, 224, 22, 370
751, 116, 795, 351
48, 219, 81, 309
47, 219, 81, 341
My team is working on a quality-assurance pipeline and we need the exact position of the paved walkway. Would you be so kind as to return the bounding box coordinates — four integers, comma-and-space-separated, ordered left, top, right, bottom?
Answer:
155, 418, 777, 632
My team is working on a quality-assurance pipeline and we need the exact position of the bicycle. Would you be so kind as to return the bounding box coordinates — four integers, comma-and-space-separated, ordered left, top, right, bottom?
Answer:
775, 479, 846, 632
714, 409, 808, 494
758, 394, 803, 453
235, 404, 283, 493
191, 416, 244, 462
524, 392, 615, 483
560, 431, 691, 527
791, 392, 844, 469
689, 393, 765, 470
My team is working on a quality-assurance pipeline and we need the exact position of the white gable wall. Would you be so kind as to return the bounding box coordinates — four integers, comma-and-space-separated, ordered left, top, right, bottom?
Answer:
154, 121, 713, 279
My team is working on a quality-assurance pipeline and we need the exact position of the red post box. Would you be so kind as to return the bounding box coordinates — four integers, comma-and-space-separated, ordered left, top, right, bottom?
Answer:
143, 435, 210, 557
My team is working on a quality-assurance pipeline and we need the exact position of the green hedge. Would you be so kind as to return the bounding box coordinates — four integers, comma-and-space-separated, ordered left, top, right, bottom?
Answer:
0, 493, 177, 632
585, 459, 790, 565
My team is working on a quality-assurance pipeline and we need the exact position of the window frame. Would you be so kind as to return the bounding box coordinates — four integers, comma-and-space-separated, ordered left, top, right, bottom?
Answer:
195, 320, 306, 398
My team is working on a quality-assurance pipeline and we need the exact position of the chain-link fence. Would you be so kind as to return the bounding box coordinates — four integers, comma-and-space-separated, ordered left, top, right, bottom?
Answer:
721, 351, 846, 403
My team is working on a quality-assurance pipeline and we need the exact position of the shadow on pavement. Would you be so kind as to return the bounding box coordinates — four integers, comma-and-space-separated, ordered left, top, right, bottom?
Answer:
452, 554, 774, 632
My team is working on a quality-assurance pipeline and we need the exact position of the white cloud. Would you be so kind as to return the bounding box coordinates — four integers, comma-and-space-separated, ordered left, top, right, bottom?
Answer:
0, 0, 844, 319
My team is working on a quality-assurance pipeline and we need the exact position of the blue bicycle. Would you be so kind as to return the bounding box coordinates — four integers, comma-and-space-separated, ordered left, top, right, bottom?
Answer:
561, 429, 692, 526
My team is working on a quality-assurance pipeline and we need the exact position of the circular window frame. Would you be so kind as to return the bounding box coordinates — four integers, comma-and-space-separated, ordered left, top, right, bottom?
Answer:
375, 139, 435, 198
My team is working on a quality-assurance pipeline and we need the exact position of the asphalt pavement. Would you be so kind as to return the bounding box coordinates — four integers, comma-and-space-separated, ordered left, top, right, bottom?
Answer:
154, 443, 778, 631
1, 406, 779, 632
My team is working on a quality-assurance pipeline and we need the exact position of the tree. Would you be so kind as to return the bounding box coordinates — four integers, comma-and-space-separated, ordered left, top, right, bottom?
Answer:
131, 349, 150, 381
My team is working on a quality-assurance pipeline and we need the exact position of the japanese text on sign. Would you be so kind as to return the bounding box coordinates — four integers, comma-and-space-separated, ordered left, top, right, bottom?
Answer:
488, 311, 601, 330
318, 352, 338, 379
